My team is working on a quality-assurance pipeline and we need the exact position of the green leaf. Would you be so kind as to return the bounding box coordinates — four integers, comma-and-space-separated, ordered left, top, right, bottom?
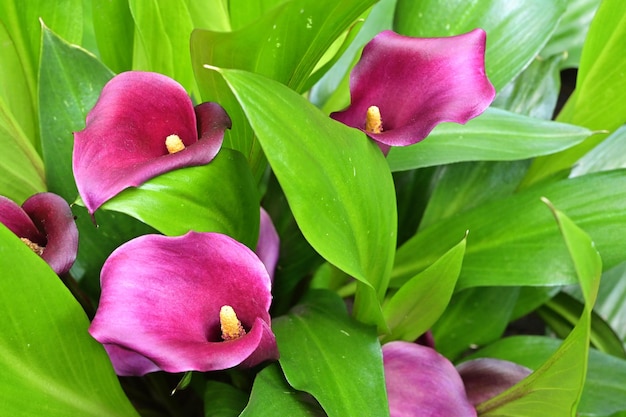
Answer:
91, 0, 134, 73
393, 0, 568, 91
190, 0, 376, 177
273, 290, 389, 417
537, 291, 626, 358
476, 199, 601, 416
492, 54, 564, 119
392, 170, 626, 290
39, 24, 114, 202
0, 0, 83, 145
523, 0, 626, 186
0, 20, 37, 146
382, 234, 466, 343
203, 380, 247, 417
571, 125, 626, 177
0, 97, 45, 203
418, 160, 530, 231
540, 0, 601, 67
240, 364, 323, 417
213, 66, 396, 328
386, 107, 592, 172
433, 286, 520, 360
465, 336, 626, 417
100, 148, 260, 249
0, 223, 139, 417
128, 0, 199, 97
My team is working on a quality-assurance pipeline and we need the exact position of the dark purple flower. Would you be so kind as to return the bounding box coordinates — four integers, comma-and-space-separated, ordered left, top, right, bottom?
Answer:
0, 192, 78, 275
383, 341, 477, 417
456, 358, 533, 406
89, 231, 278, 376
73, 71, 231, 215
256, 208, 280, 281
331, 29, 495, 152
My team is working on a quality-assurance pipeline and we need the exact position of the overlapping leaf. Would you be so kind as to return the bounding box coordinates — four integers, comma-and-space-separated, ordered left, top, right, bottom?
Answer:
0, 224, 139, 417
213, 66, 396, 328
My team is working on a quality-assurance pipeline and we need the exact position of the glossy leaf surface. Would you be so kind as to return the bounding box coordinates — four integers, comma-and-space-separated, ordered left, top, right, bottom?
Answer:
215, 67, 396, 328
273, 290, 389, 417
101, 149, 260, 249
0, 224, 139, 417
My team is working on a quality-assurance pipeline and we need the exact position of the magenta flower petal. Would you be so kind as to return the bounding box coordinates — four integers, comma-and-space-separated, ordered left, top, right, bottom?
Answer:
89, 231, 279, 376
0, 193, 78, 275
256, 208, 280, 281
383, 341, 476, 417
73, 71, 231, 215
456, 358, 532, 406
331, 29, 495, 148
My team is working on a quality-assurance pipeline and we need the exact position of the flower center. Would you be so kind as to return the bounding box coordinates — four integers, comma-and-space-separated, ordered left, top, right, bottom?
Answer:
220, 305, 246, 341
365, 105, 383, 134
21, 237, 45, 256
165, 134, 186, 154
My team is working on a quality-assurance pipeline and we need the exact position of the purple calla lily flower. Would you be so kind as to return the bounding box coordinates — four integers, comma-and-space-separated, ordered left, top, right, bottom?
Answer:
331, 29, 495, 152
382, 341, 477, 417
456, 358, 532, 406
73, 71, 231, 215
256, 208, 280, 281
0, 193, 78, 275
89, 231, 279, 376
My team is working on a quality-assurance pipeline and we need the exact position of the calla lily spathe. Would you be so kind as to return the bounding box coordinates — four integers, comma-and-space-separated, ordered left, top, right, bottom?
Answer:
89, 231, 278, 376
383, 341, 477, 417
456, 357, 533, 406
0, 193, 78, 275
331, 29, 495, 151
73, 71, 231, 215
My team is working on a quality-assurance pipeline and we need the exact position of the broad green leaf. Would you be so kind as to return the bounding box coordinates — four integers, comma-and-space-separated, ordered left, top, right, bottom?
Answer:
540, 0, 601, 67
190, 0, 376, 177
273, 290, 389, 417
0, 0, 83, 148
239, 364, 323, 417
477, 200, 601, 416
418, 160, 529, 231
0, 97, 45, 203
523, 0, 626, 186
382, 234, 466, 343
537, 292, 626, 358
213, 67, 396, 328
433, 286, 520, 360
189, 0, 231, 31
39, 24, 114, 202
465, 336, 626, 417
128, 0, 199, 97
91, 0, 134, 73
38, 26, 156, 298
393, 0, 568, 91
492, 54, 563, 119
0, 224, 139, 417
204, 380, 247, 417
228, 0, 286, 30
571, 125, 626, 177
101, 149, 260, 249
392, 170, 626, 290
0, 20, 37, 145
386, 107, 592, 172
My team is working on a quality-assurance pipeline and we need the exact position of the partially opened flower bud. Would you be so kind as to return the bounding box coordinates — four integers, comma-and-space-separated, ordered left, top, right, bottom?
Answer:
0, 193, 78, 275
